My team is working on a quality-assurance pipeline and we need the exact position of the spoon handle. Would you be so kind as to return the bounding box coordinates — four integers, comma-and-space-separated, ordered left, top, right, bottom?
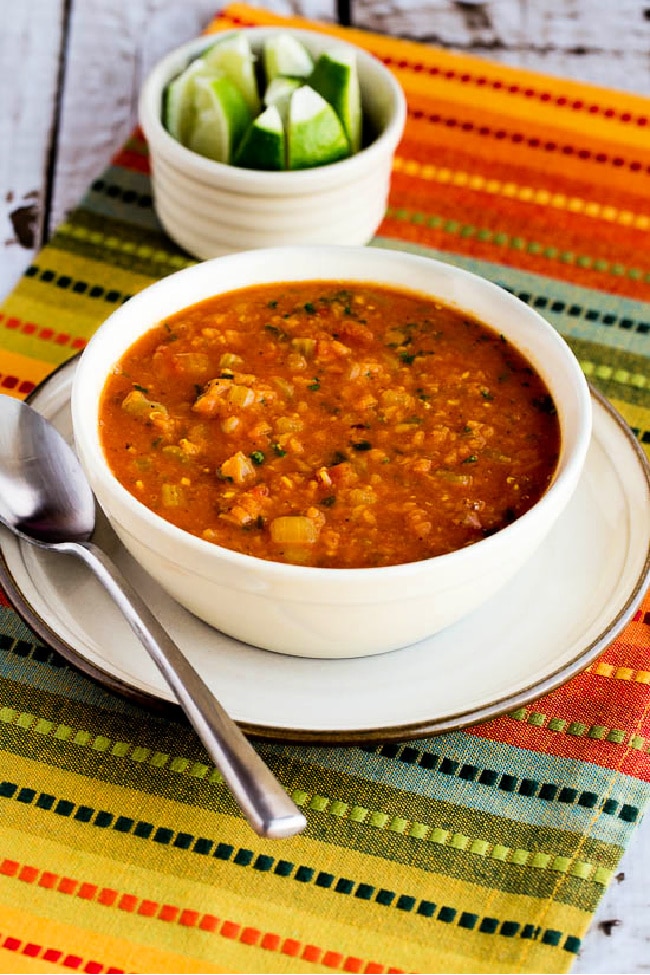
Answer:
59, 538, 306, 840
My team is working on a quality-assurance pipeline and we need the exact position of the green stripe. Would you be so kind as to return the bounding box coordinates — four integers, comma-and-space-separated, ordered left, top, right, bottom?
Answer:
562, 336, 650, 403
0, 623, 155, 720
384, 206, 650, 286
0, 635, 641, 848
0, 774, 581, 955
371, 237, 650, 349
83, 168, 161, 232
54, 208, 194, 279
0, 701, 621, 910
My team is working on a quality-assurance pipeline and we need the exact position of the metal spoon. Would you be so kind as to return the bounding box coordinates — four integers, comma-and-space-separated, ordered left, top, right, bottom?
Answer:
0, 393, 306, 840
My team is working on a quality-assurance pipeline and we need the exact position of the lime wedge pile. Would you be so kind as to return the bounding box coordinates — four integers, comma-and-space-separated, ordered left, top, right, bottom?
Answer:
162, 31, 364, 170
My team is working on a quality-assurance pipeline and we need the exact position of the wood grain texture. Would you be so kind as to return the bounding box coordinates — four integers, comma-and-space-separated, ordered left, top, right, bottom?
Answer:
0, 2, 649, 970
0, 0, 64, 297
353, 0, 650, 96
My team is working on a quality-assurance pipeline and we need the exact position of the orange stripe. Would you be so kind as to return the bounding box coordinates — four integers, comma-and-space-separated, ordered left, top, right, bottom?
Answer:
0, 857, 404, 975
1, 314, 87, 353
0, 350, 57, 400
390, 170, 649, 256
212, 4, 650, 146
399, 109, 650, 198
0, 930, 123, 973
378, 213, 650, 301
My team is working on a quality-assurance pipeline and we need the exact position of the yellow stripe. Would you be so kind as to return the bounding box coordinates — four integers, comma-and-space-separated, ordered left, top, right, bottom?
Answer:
0, 820, 590, 975
589, 663, 650, 685
8, 254, 155, 318
0, 348, 54, 395
392, 157, 650, 230
0, 734, 612, 886
0, 900, 226, 974
56, 219, 195, 274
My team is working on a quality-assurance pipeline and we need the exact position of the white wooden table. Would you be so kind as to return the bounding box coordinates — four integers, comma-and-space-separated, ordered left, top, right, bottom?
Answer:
1, 2, 649, 971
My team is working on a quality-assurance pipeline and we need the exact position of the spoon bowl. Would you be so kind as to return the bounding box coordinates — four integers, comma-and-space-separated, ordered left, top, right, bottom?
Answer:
0, 393, 306, 839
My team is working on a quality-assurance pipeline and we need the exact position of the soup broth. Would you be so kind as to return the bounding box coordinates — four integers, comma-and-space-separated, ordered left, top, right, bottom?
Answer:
99, 281, 561, 568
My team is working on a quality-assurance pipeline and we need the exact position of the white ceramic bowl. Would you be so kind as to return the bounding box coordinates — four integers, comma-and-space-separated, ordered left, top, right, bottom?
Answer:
138, 28, 407, 258
71, 246, 592, 658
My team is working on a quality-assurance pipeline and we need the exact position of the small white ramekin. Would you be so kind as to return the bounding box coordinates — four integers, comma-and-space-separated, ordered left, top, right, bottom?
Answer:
138, 27, 407, 258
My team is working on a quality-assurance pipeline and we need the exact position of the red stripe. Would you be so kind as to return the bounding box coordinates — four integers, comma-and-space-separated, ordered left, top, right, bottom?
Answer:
1, 313, 87, 352
1, 855, 403, 974
214, 10, 650, 127
110, 147, 151, 175
0, 375, 36, 396
0, 932, 122, 973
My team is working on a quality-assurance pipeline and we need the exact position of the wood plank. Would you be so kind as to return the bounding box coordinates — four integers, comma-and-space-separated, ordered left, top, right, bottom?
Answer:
0, 0, 65, 300
49, 0, 337, 231
352, 0, 650, 95
49, 0, 220, 231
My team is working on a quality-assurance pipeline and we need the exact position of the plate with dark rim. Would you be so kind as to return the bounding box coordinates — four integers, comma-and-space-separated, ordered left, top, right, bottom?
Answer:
0, 357, 649, 742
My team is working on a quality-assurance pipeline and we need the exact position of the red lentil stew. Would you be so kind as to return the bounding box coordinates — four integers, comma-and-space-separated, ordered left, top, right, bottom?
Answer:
99, 281, 561, 568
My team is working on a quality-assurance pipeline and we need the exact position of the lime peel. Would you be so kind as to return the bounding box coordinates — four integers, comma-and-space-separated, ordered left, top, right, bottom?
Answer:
264, 33, 314, 82
287, 85, 350, 170
162, 31, 365, 170
188, 74, 253, 164
235, 104, 286, 171
309, 48, 362, 154
203, 33, 261, 114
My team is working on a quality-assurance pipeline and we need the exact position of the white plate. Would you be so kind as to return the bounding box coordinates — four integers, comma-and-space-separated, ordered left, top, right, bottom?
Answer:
1, 358, 649, 742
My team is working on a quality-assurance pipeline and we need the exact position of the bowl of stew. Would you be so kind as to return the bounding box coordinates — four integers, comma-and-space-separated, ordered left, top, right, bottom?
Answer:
71, 246, 592, 658
138, 27, 407, 258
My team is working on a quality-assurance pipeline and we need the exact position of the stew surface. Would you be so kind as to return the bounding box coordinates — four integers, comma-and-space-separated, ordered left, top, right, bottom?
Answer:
99, 281, 561, 568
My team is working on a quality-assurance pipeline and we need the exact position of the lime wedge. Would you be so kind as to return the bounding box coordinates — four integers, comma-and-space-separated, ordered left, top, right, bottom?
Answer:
188, 74, 253, 164
264, 33, 313, 83
203, 32, 261, 115
264, 76, 301, 118
163, 58, 209, 145
308, 48, 362, 153
287, 85, 350, 170
234, 104, 285, 170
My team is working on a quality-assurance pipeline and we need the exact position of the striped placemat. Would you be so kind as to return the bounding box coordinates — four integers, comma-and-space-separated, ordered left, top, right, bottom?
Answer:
0, 4, 648, 972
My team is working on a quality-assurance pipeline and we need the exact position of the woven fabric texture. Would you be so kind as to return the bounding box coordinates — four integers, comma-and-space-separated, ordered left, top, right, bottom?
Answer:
0, 4, 648, 972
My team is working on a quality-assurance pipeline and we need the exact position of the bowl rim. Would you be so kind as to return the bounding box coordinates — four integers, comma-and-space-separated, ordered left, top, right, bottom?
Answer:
71, 245, 593, 580
138, 26, 408, 191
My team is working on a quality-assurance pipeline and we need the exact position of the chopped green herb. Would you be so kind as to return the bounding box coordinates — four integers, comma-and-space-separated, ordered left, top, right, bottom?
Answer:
250, 451, 265, 465
352, 440, 372, 451
532, 394, 557, 415
399, 352, 416, 365
462, 455, 478, 464
272, 443, 287, 457
321, 495, 337, 507
330, 450, 347, 465
481, 389, 494, 400
133, 383, 149, 394
304, 302, 317, 314
307, 379, 320, 391
267, 300, 278, 309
